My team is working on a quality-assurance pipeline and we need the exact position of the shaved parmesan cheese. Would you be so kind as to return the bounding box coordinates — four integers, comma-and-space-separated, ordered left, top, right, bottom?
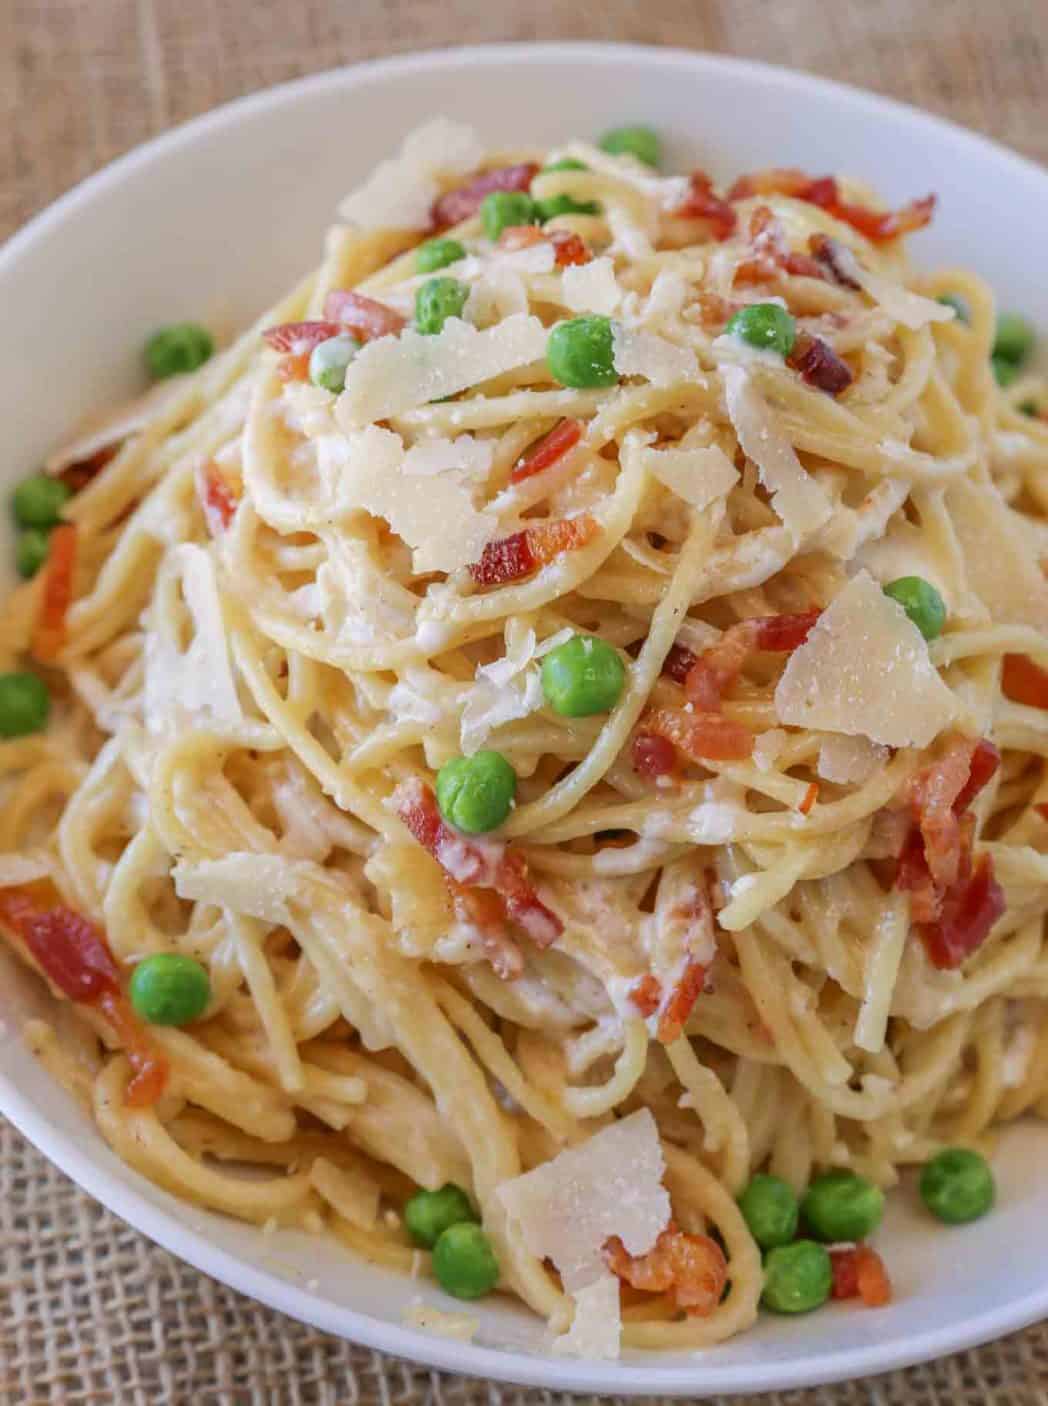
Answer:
817, 733, 889, 784
495, 242, 557, 276
561, 257, 621, 316
338, 118, 483, 231
945, 479, 1048, 631
721, 364, 832, 544
0, 853, 50, 888
464, 268, 528, 325
553, 1273, 621, 1360
751, 728, 789, 772
403, 1299, 478, 1342
173, 852, 297, 925
642, 269, 688, 326
461, 631, 544, 753
636, 443, 739, 510
612, 325, 698, 387
336, 315, 547, 427
775, 570, 956, 748
389, 671, 445, 726
403, 435, 494, 480
830, 243, 953, 331
497, 1108, 670, 1293
554, 142, 689, 209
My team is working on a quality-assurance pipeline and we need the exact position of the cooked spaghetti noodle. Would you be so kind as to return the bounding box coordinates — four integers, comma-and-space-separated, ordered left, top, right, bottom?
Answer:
2, 120, 1048, 1354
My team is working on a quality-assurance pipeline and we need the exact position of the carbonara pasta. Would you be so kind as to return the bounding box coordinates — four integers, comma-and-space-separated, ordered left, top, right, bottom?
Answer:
2, 119, 1048, 1355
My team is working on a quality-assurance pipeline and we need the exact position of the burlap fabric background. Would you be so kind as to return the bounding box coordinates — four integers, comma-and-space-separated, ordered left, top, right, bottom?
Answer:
2, 1, 1047, 1401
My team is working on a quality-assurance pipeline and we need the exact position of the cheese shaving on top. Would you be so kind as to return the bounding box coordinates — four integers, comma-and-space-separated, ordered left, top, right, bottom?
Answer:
338, 117, 483, 231
612, 325, 699, 387
830, 242, 954, 331
945, 479, 1048, 631
561, 257, 622, 316
552, 1273, 621, 1360
636, 442, 739, 510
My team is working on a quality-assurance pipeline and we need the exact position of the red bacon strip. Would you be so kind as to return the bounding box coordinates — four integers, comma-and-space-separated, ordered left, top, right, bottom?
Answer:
734, 206, 826, 287
631, 731, 678, 779
32, 523, 77, 663
469, 514, 598, 587
195, 462, 241, 535
788, 333, 854, 396
605, 1222, 728, 1317
432, 163, 539, 229
684, 611, 820, 712
1002, 654, 1048, 709
808, 233, 863, 289
550, 229, 592, 267
830, 1246, 892, 1307
322, 290, 406, 342
657, 959, 708, 1044
629, 972, 662, 1018
510, 419, 583, 485
669, 172, 738, 241
727, 169, 935, 244
662, 642, 698, 685
904, 737, 999, 891
919, 852, 1005, 971
644, 707, 754, 762
446, 880, 524, 981
0, 886, 167, 1107
262, 320, 342, 354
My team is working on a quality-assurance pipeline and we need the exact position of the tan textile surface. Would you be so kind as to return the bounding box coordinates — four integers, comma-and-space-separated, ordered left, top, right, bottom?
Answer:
1, 1, 1047, 1401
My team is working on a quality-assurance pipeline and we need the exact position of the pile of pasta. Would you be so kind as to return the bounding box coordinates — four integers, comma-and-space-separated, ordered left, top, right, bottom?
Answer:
2, 119, 1048, 1356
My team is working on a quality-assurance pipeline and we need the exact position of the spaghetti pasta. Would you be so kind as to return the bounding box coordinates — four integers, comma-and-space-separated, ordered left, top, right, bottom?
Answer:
2, 120, 1048, 1355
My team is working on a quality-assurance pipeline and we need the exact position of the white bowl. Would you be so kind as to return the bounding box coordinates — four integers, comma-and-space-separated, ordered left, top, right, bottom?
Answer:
2, 42, 1047, 1395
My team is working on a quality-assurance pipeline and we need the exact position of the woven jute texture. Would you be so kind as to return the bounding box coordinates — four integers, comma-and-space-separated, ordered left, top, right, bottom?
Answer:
2, 1, 1048, 1402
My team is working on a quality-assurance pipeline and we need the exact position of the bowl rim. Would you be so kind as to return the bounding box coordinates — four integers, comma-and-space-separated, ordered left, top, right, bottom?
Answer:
3, 40, 1048, 1393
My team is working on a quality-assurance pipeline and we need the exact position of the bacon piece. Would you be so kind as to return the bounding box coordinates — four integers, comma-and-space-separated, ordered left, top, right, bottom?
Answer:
432, 163, 539, 229
1002, 654, 1048, 709
604, 1222, 728, 1317
645, 707, 753, 763
511, 419, 583, 484
550, 229, 592, 267
1036, 802, 1048, 822
657, 959, 707, 1044
684, 611, 820, 712
261, 320, 342, 353
953, 738, 1000, 814
395, 779, 562, 960
734, 206, 827, 287
669, 172, 737, 241
631, 731, 678, 779
195, 461, 241, 535
728, 168, 816, 202
447, 879, 524, 980
61, 445, 119, 495
831, 1246, 892, 1306
97, 988, 170, 1107
322, 290, 406, 342
277, 352, 311, 383
830, 1246, 860, 1300
905, 737, 999, 891
497, 225, 545, 252
727, 169, 935, 244
788, 333, 854, 395
662, 643, 699, 685
808, 233, 863, 289
628, 973, 662, 1018
469, 514, 598, 586
32, 523, 77, 663
919, 853, 1005, 970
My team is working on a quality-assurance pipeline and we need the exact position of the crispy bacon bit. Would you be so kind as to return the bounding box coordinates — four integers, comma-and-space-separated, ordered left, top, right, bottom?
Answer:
61, 445, 119, 495
728, 169, 935, 244
904, 737, 999, 891
432, 163, 539, 230
1036, 802, 1048, 822
920, 853, 1005, 971
631, 731, 678, 779
550, 229, 592, 267
798, 781, 819, 816
511, 419, 583, 484
669, 172, 737, 241
1002, 654, 1048, 709
734, 206, 826, 286
0, 887, 167, 1107
604, 1222, 728, 1317
195, 462, 241, 535
395, 779, 562, 966
322, 290, 406, 342
261, 320, 342, 354
447, 879, 524, 980
32, 523, 77, 663
662, 642, 699, 685
645, 707, 753, 763
469, 514, 598, 587
808, 233, 863, 289
685, 611, 820, 712
788, 333, 854, 395
831, 1246, 892, 1306
693, 290, 743, 330
277, 352, 311, 383
657, 959, 707, 1044
628, 972, 662, 1018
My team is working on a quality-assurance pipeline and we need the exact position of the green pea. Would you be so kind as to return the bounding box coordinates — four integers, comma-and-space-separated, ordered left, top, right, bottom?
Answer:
598, 124, 661, 168
415, 277, 469, 336
937, 293, 969, 324
992, 355, 1019, 387
762, 1240, 832, 1314
993, 311, 1035, 366
547, 315, 619, 389
725, 302, 797, 358
432, 1221, 499, 1299
416, 237, 468, 274
15, 528, 51, 580
535, 194, 601, 222
1019, 399, 1039, 417
309, 333, 359, 393
919, 1147, 995, 1224
129, 953, 211, 1026
12, 474, 70, 529
541, 634, 625, 717
540, 158, 589, 175
145, 322, 213, 379
0, 672, 50, 738
801, 1170, 884, 1242
405, 1183, 478, 1248
737, 1174, 800, 1250
480, 190, 538, 242
883, 576, 947, 641
435, 751, 517, 834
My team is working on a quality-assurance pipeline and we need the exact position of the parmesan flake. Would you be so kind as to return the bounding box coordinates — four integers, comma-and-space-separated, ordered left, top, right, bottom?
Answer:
612, 324, 699, 387
338, 118, 483, 231
636, 443, 739, 510
561, 257, 622, 316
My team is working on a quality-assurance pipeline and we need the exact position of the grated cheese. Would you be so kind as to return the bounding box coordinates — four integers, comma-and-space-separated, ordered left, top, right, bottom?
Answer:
775, 569, 957, 748
612, 324, 699, 387
561, 257, 622, 316
338, 118, 484, 231
635, 442, 739, 510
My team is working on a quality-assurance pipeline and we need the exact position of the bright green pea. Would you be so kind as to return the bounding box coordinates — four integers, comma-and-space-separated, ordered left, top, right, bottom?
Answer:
738, 1174, 800, 1251
415, 277, 469, 336
405, 1183, 478, 1248
919, 1147, 995, 1224
15, 528, 51, 579
535, 194, 601, 222
541, 634, 625, 717
546, 315, 619, 389
762, 1240, 832, 1314
801, 1170, 884, 1243
993, 311, 1035, 366
12, 474, 70, 529
540, 158, 588, 175
725, 302, 797, 358
883, 576, 947, 641
145, 322, 213, 379
481, 190, 538, 241
432, 1221, 499, 1299
598, 124, 661, 168
435, 751, 517, 834
416, 237, 468, 274
937, 293, 969, 324
129, 953, 211, 1026
992, 355, 1019, 387
0, 672, 50, 738
309, 334, 359, 393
